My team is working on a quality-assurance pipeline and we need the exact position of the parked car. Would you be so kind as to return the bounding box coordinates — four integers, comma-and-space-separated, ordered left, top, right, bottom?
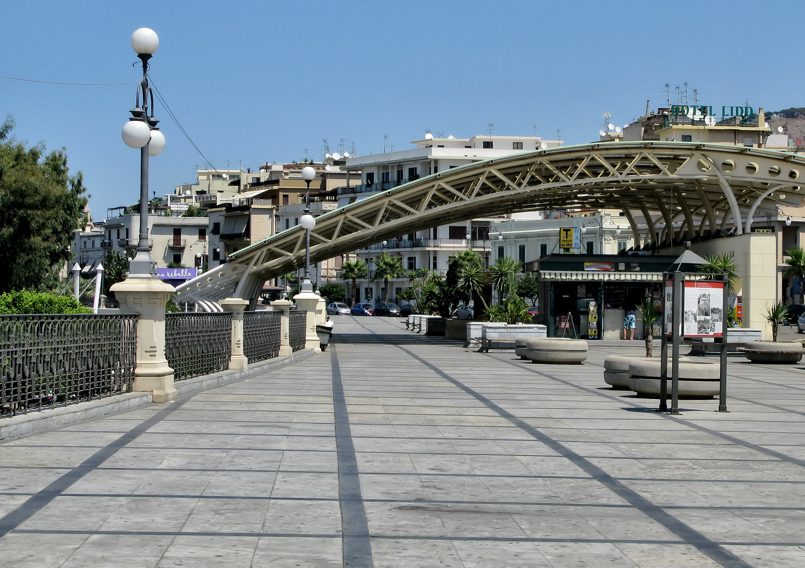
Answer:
453, 304, 474, 319
798, 312, 805, 333
373, 302, 401, 317
350, 303, 374, 316
400, 303, 414, 317
326, 302, 350, 316
786, 303, 805, 325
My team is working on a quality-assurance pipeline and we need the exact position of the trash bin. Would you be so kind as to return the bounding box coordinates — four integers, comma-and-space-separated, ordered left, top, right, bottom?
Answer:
316, 324, 332, 351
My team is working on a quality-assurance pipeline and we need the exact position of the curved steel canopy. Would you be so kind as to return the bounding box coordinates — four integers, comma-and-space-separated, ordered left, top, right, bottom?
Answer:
175, 141, 805, 305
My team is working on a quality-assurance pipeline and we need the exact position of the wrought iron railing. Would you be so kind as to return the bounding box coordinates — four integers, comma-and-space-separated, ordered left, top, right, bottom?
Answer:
166, 313, 231, 381
289, 311, 306, 351
244, 311, 281, 363
1, 314, 137, 417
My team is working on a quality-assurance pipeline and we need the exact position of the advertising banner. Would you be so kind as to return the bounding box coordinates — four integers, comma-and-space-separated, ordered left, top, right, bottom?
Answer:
683, 281, 724, 337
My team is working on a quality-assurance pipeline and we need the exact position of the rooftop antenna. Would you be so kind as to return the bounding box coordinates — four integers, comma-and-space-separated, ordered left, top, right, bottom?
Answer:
338, 138, 345, 153
487, 122, 495, 138
682, 81, 689, 105
303, 148, 309, 162
322, 138, 331, 157
693, 88, 699, 105
602, 111, 612, 131
664, 82, 671, 107
675, 84, 681, 104
383, 134, 388, 153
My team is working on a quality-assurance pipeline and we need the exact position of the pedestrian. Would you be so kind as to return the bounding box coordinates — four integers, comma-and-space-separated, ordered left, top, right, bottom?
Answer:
623, 309, 636, 340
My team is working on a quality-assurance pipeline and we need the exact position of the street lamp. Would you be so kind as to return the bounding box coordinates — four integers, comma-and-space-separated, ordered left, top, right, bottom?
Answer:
121, 27, 166, 276
300, 166, 316, 291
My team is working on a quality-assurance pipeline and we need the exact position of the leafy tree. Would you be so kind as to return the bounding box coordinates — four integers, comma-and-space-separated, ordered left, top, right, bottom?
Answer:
456, 252, 489, 313
318, 282, 345, 302
487, 295, 530, 324
0, 118, 88, 291
372, 252, 403, 302
183, 204, 207, 217
784, 247, 805, 303
517, 272, 540, 307
341, 259, 368, 305
100, 250, 131, 302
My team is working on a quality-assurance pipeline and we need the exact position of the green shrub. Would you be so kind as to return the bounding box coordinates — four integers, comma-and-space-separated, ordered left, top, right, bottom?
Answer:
0, 290, 92, 314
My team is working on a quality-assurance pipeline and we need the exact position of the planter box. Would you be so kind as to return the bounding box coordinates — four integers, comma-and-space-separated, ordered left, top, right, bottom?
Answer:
466, 322, 506, 347
445, 319, 468, 340
479, 324, 547, 352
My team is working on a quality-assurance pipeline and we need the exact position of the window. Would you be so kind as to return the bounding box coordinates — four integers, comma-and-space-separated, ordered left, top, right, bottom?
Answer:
618, 240, 627, 252
408, 167, 418, 181
743, 137, 754, 147
212, 248, 220, 261
407, 256, 416, 271
172, 228, 182, 246
540, 243, 547, 257
518, 244, 526, 267
285, 218, 290, 230
482, 141, 493, 149
681, 134, 692, 142
586, 241, 594, 254
396, 169, 403, 181
432, 255, 438, 270
283, 194, 289, 205
497, 246, 505, 260
198, 228, 206, 241
513, 141, 523, 150
448, 226, 467, 239
366, 172, 374, 186
212, 222, 220, 235
432, 227, 438, 239
172, 253, 182, 264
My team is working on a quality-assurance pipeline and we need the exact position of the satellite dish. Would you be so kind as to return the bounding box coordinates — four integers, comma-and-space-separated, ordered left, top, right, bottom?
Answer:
424, 133, 434, 140
325, 153, 331, 159
607, 123, 615, 131
599, 130, 607, 137
343, 152, 351, 158
447, 134, 455, 139
778, 126, 784, 133
184, 189, 191, 196
332, 152, 341, 160
540, 142, 548, 149
615, 127, 622, 133
705, 116, 716, 126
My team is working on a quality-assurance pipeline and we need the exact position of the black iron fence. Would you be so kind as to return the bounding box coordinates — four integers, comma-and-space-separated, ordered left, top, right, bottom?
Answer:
244, 311, 281, 363
166, 313, 231, 381
0, 314, 137, 417
289, 311, 306, 351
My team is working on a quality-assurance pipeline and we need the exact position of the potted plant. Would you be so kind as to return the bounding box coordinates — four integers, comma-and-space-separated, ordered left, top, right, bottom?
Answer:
763, 301, 789, 342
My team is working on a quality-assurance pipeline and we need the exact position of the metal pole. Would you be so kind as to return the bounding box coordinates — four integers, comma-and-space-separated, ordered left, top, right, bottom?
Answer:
659, 331, 668, 412
719, 274, 729, 412
670, 271, 683, 414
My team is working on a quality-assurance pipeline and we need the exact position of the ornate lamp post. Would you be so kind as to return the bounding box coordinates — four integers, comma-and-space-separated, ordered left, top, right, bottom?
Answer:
299, 166, 316, 291
121, 27, 166, 276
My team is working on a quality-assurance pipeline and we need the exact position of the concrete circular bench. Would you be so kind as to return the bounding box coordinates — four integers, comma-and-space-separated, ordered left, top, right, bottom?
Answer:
525, 338, 588, 364
740, 341, 804, 364
604, 355, 644, 389
514, 338, 529, 359
628, 358, 719, 398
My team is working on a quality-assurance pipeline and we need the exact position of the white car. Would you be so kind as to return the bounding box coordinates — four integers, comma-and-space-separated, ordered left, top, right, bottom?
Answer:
326, 302, 350, 316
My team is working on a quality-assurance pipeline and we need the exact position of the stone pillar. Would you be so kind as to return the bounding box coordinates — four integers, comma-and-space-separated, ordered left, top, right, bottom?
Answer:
220, 298, 249, 370
293, 289, 323, 352
272, 299, 293, 357
111, 276, 176, 403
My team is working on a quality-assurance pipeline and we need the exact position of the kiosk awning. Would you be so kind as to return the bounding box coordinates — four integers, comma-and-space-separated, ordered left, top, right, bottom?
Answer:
540, 270, 665, 282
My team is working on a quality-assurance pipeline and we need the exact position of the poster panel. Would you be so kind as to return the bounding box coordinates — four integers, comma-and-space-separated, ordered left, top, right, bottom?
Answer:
683, 281, 724, 337
663, 280, 673, 335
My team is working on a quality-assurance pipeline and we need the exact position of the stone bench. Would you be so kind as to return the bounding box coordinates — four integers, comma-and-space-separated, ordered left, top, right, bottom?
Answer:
515, 338, 529, 359
603, 355, 645, 389
524, 337, 588, 364
479, 324, 547, 352
628, 358, 719, 398
740, 341, 804, 364
687, 328, 762, 356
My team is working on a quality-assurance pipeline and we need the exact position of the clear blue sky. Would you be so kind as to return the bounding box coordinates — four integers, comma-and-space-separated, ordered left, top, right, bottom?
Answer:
4, 0, 804, 219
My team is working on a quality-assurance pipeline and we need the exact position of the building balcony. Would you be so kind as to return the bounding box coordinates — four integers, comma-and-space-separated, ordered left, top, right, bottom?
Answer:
168, 239, 187, 248
118, 238, 153, 250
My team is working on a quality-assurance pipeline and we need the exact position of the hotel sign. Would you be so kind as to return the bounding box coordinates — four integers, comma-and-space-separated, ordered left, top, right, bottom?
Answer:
670, 104, 754, 120
559, 227, 581, 250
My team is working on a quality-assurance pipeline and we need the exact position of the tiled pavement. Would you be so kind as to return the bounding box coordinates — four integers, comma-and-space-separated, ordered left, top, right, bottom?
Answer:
1, 316, 804, 567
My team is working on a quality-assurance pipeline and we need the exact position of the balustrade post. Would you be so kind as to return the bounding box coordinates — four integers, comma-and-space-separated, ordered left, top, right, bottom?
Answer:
220, 298, 249, 370
272, 299, 293, 357
293, 289, 325, 352
111, 277, 176, 402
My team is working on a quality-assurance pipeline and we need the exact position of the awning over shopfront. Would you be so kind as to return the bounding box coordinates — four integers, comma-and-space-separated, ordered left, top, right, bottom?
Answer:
540, 270, 665, 282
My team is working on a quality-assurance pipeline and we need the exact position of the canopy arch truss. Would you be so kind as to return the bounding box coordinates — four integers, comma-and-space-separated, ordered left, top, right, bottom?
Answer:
176, 141, 805, 306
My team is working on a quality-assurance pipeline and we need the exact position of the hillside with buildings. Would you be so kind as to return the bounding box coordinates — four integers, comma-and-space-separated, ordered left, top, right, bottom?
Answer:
768, 107, 805, 150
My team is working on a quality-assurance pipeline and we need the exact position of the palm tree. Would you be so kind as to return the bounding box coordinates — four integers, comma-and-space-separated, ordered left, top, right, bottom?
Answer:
764, 301, 789, 342
373, 252, 403, 302
341, 259, 368, 305
489, 257, 521, 303
784, 246, 805, 303
699, 252, 739, 293
637, 297, 660, 357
